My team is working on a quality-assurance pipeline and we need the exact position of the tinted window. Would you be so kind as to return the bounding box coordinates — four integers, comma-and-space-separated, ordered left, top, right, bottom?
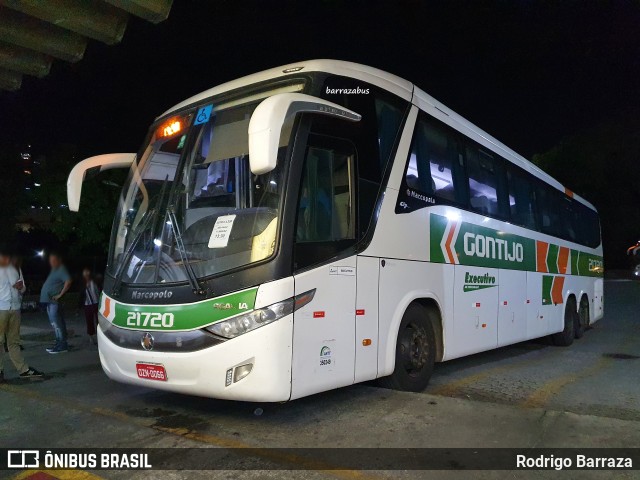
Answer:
395, 110, 601, 248
573, 200, 601, 247
321, 76, 407, 237
507, 167, 537, 229
296, 138, 356, 243
466, 146, 508, 217
294, 134, 357, 270
558, 194, 578, 242
399, 114, 467, 212
535, 184, 560, 237
534, 183, 601, 247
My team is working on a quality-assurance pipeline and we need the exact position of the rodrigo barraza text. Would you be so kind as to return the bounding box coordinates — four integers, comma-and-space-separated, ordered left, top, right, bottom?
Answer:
516, 454, 632, 470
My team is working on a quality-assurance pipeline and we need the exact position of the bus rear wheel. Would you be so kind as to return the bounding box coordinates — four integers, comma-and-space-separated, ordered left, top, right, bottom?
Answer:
379, 303, 436, 392
552, 299, 577, 346
575, 296, 590, 339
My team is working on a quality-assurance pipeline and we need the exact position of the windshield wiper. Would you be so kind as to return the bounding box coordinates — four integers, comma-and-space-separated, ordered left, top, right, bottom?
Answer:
112, 174, 171, 296
167, 207, 206, 295
112, 207, 158, 296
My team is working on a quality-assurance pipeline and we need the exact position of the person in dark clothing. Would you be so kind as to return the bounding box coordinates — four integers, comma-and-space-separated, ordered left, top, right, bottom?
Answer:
79, 268, 100, 345
40, 251, 72, 354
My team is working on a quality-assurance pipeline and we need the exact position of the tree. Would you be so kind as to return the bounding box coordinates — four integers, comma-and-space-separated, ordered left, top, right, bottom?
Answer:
532, 119, 640, 268
0, 147, 27, 245
31, 144, 125, 253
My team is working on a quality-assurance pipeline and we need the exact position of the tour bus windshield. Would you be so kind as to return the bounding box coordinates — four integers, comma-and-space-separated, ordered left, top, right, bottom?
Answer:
108, 83, 303, 285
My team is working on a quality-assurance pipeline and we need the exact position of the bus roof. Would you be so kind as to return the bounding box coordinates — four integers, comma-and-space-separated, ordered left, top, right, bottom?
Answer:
161, 59, 596, 212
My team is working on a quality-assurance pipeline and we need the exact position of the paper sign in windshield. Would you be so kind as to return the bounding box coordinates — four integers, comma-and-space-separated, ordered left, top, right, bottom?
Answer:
208, 215, 236, 248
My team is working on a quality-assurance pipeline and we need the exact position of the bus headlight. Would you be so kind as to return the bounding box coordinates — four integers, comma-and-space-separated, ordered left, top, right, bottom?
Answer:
205, 289, 315, 339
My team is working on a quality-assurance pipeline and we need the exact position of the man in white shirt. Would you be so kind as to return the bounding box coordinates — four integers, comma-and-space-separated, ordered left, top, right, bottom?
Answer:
0, 248, 43, 381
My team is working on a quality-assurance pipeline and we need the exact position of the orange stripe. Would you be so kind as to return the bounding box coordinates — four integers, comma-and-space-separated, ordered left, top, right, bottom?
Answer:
103, 297, 111, 318
536, 241, 549, 273
565, 188, 574, 198
551, 276, 565, 305
557, 246, 569, 274
445, 221, 457, 264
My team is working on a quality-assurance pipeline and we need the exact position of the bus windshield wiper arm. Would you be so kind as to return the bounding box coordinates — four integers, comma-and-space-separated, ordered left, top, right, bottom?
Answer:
113, 174, 170, 296
167, 207, 205, 295
112, 207, 158, 296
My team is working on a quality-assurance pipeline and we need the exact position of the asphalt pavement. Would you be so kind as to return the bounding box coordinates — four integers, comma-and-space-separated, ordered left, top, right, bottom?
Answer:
1, 280, 639, 480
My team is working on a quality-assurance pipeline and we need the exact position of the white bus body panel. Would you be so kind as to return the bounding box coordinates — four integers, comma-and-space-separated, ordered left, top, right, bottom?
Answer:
354, 256, 380, 383
291, 258, 357, 400
526, 271, 549, 338
98, 315, 293, 401
498, 269, 527, 346
97, 277, 295, 402
377, 258, 452, 376
161, 60, 413, 118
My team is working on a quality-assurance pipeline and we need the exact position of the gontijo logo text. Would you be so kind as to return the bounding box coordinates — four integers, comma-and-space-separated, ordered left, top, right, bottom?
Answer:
463, 232, 524, 263
430, 214, 603, 277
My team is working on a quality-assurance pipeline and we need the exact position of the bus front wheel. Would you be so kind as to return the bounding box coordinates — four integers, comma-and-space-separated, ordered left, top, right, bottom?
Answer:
379, 303, 436, 392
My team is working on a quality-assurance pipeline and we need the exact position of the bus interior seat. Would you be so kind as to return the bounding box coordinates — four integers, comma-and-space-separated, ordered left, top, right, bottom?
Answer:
470, 195, 490, 214
435, 184, 455, 202
405, 173, 436, 194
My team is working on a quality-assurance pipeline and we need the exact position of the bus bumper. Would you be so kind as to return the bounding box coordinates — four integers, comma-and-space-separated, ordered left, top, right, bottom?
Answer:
97, 315, 294, 402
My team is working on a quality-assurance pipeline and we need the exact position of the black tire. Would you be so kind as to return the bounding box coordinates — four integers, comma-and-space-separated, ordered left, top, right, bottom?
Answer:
378, 303, 436, 392
552, 299, 577, 346
575, 296, 590, 339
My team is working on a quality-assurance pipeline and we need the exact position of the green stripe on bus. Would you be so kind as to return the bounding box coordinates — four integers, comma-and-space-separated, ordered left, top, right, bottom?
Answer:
575, 251, 604, 277
571, 249, 580, 275
542, 275, 554, 305
429, 213, 603, 277
109, 287, 259, 331
430, 213, 448, 264
546, 244, 559, 274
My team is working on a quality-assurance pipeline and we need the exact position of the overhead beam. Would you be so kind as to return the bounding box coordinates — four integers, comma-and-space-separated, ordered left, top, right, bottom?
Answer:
0, 6, 87, 62
103, 0, 173, 24
0, 40, 51, 77
0, 0, 129, 46
0, 66, 22, 91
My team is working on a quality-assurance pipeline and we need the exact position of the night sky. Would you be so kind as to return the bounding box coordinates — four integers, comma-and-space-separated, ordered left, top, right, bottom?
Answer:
0, 1, 638, 160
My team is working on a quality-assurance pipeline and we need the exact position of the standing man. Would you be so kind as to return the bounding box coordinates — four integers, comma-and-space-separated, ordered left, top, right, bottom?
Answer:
40, 251, 72, 354
80, 268, 100, 345
0, 247, 43, 381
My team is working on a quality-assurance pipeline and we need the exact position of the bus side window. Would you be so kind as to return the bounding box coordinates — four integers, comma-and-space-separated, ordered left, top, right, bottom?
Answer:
466, 146, 509, 218
535, 184, 561, 238
294, 135, 357, 269
507, 167, 536, 229
321, 76, 408, 238
400, 114, 466, 210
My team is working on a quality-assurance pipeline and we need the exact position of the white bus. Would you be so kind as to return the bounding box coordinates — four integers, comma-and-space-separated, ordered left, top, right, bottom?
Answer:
67, 60, 603, 401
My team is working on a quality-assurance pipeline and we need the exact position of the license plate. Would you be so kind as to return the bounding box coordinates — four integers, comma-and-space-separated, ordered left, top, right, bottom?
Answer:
136, 363, 167, 381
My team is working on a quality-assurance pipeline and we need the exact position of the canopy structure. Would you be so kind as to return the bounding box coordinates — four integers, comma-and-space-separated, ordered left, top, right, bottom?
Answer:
0, 0, 173, 91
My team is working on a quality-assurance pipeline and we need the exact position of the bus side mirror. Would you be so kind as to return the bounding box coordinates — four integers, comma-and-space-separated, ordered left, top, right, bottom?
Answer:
248, 93, 361, 175
67, 153, 135, 212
